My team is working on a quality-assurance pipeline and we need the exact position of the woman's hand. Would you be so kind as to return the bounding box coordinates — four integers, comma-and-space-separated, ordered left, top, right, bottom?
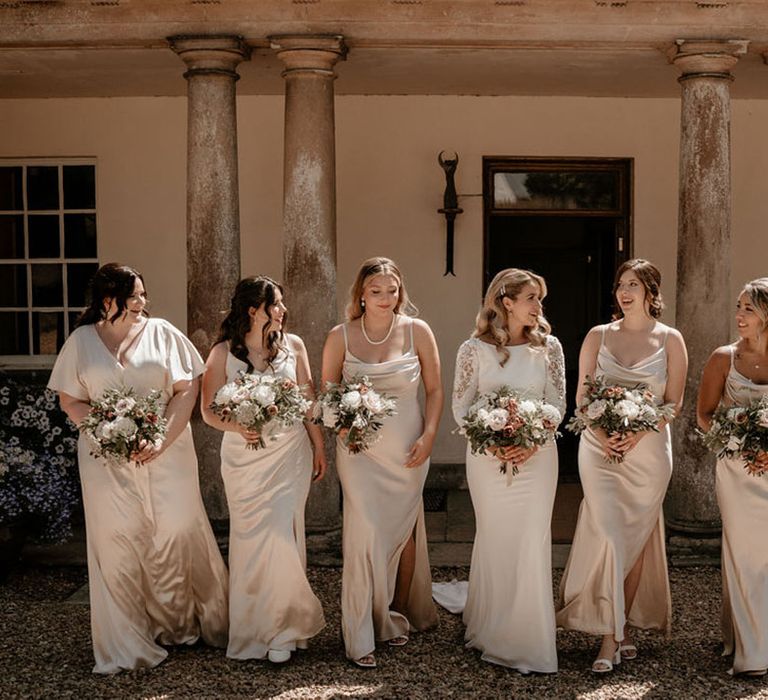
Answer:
608, 430, 648, 457
592, 427, 625, 461
312, 446, 327, 481
132, 439, 164, 465
236, 425, 262, 446
487, 445, 538, 469
405, 434, 434, 468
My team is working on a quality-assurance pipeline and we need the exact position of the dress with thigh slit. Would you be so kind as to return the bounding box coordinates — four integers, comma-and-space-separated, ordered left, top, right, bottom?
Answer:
337, 318, 438, 661
556, 324, 672, 639
47, 318, 229, 674
716, 345, 768, 675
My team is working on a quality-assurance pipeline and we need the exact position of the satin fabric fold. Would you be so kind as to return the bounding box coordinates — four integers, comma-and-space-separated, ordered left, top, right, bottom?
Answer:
557, 333, 672, 639
716, 348, 768, 675
338, 321, 437, 661
221, 350, 324, 659
48, 319, 228, 674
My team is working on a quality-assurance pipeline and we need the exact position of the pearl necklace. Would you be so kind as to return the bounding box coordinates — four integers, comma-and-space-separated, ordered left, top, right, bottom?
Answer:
361, 313, 397, 346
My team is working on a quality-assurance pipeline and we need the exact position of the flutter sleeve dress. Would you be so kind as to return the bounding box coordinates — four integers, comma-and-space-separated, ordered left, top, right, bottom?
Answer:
556, 325, 672, 640
716, 345, 768, 675
337, 318, 438, 661
220, 345, 325, 660
48, 318, 229, 674
452, 335, 565, 674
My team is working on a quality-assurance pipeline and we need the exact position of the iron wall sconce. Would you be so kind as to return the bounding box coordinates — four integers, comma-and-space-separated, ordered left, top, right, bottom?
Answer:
438, 151, 463, 277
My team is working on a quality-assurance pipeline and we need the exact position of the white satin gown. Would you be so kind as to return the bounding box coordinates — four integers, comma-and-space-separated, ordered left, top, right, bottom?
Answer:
716, 345, 768, 675
557, 324, 672, 639
48, 318, 228, 674
337, 319, 438, 661
452, 335, 565, 673
220, 347, 325, 659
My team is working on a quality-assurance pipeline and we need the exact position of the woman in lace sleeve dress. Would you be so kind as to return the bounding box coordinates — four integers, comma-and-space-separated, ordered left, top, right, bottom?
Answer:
48, 263, 228, 674
556, 259, 687, 673
698, 278, 768, 677
452, 268, 565, 674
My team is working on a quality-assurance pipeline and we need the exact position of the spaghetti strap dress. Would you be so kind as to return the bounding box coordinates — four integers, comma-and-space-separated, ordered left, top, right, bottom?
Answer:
220, 346, 325, 660
716, 345, 768, 675
337, 318, 438, 661
557, 325, 672, 639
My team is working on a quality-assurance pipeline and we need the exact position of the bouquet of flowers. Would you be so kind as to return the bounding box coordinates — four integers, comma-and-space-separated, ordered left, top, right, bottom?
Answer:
0, 380, 80, 543
566, 376, 676, 463
700, 396, 768, 475
458, 386, 562, 476
80, 386, 168, 465
210, 371, 311, 450
314, 375, 397, 454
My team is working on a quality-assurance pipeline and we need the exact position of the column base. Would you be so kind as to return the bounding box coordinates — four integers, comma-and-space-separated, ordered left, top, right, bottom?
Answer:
665, 516, 721, 535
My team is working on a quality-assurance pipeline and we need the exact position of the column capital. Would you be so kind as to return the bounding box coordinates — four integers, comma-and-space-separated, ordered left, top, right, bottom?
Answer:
670, 39, 749, 81
269, 34, 347, 76
168, 35, 251, 80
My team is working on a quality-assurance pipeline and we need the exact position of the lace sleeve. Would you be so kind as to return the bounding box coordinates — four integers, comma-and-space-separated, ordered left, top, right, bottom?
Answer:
452, 339, 480, 426
544, 335, 566, 419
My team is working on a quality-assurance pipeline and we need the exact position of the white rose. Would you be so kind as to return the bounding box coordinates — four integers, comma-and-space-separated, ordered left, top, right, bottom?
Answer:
486, 408, 509, 431
640, 404, 658, 422
541, 404, 562, 425
114, 397, 136, 415
322, 404, 339, 428
340, 390, 363, 410
626, 390, 644, 404
352, 414, 367, 429
586, 400, 607, 420
232, 387, 250, 403
251, 384, 277, 407
476, 408, 490, 426
234, 402, 259, 425
615, 400, 641, 421
517, 400, 537, 416
112, 417, 138, 438
95, 420, 112, 440
362, 391, 385, 413
214, 383, 238, 406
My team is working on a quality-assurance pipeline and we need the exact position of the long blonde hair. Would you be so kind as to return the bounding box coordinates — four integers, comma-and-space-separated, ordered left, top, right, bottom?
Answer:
742, 277, 768, 333
474, 268, 551, 366
345, 256, 418, 321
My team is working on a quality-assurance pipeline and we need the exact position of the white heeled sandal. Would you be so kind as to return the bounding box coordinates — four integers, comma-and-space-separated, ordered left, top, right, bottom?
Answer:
592, 648, 621, 674
267, 649, 291, 664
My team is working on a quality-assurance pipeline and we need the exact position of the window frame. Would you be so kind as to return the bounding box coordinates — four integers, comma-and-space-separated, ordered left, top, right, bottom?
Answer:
0, 157, 98, 369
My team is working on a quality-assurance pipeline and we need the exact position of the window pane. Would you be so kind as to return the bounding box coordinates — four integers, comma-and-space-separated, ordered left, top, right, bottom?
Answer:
0, 215, 24, 258
0, 167, 23, 210
493, 171, 618, 210
69, 310, 83, 332
63, 165, 96, 210
28, 214, 61, 258
31, 264, 63, 306
27, 166, 59, 211
64, 214, 97, 258
67, 262, 98, 307
0, 264, 27, 306
32, 311, 65, 354
0, 311, 29, 354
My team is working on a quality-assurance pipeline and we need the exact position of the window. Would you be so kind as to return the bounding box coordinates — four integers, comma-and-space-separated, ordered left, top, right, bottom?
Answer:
0, 161, 98, 366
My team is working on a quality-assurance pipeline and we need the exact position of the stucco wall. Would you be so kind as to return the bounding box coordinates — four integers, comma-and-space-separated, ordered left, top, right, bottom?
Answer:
2, 95, 766, 461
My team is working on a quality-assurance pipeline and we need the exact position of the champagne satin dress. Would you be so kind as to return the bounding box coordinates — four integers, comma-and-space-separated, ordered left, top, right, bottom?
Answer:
220, 348, 325, 660
337, 319, 438, 661
716, 346, 768, 675
48, 318, 228, 674
557, 325, 672, 639
452, 336, 565, 673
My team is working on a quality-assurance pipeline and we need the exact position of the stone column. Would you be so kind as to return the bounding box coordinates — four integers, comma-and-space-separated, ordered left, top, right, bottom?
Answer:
271, 34, 347, 542
666, 39, 748, 534
169, 35, 250, 520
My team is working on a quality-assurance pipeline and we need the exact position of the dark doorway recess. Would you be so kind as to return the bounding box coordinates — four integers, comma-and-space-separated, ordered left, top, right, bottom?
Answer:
483, 157, 632, 483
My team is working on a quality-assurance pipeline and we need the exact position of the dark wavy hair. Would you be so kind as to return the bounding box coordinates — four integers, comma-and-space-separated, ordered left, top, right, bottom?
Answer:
612, 258, 664, 320
217, 276, 286, 372
75, 263, 147, 328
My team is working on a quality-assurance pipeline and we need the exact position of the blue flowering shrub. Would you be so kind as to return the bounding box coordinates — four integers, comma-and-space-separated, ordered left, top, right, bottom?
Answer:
0, 378, 81, 542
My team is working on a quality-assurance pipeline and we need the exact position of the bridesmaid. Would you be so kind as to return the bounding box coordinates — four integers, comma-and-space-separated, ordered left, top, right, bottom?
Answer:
452, 268, 565, 674
201, 276, 326, 664
321, 256, 441, 668
697, 277, 768, 677
556, 259, 687, 672
47, 263, 228, 674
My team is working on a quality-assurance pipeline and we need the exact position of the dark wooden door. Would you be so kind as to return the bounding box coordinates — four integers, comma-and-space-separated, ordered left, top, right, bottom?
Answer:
483, 158, 632, 481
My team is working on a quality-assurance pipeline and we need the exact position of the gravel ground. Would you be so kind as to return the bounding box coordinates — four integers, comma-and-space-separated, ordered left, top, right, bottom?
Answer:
1, 565, 767, 700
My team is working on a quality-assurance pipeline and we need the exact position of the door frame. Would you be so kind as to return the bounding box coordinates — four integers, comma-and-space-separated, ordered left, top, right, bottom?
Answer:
482, 156, 634, 294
